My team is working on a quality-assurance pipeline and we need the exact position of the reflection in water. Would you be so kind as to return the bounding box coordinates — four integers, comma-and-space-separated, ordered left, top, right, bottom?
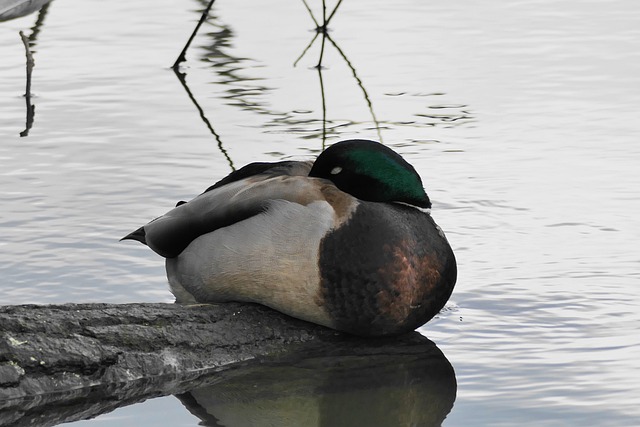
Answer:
170, 0, 472, 153
173, 67, 235, 171
170, 0, 274, 168
172, 0, 383, 150
194, 1, 472, 146
1, 0, 53, 136
176, 334, 456, 427
170, 0, 236, 170
295, 0, 382, 148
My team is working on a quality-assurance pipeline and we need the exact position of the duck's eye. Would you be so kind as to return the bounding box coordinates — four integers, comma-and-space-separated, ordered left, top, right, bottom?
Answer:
330, 166, 343, 175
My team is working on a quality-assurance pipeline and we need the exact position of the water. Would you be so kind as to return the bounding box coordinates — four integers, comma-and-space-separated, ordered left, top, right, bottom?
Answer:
1, 0, 639, 425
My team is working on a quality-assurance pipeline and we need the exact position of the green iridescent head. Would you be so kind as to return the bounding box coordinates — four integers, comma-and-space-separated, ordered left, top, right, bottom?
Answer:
309, 139, 431, 208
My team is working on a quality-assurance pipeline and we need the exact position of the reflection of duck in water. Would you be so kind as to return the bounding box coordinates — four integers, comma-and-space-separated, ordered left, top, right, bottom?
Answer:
123, 139, 456, 336
176, 333, 456, 427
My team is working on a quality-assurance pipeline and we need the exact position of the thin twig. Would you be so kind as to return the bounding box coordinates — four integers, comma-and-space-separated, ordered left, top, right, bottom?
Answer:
295, 0, 382, 143
300, 0, 320, 29
172, 0, 216, 69
293, 32, 319, 67
318, 65, 327, 149
325, 0, 344, 27
316, 29, 327, 69
316, 38, 328, 150
19, 31, 35, 137
19, 31, 34, 93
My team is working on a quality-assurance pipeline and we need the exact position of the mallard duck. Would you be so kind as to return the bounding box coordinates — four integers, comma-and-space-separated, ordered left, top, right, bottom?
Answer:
122, 139, 456, 336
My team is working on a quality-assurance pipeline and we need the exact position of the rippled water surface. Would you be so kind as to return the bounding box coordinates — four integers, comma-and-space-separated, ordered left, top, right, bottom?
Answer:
1, 0, 639, 426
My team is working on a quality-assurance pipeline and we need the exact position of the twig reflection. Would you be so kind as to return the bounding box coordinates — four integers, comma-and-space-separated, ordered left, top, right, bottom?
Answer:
293, 31, 319, 68
172, 68, 235, 171
13, 2, 52, 137
327, 35, 383, 143
296, 0, 383, 147
172, 0, 386, 152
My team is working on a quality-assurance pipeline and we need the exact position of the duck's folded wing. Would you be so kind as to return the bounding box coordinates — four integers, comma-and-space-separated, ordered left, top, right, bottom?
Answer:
203, 160, 312, 192
122, 171, 327, 258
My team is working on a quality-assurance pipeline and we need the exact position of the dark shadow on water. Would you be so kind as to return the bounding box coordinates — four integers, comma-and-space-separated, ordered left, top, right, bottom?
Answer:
175, 333, 456, 427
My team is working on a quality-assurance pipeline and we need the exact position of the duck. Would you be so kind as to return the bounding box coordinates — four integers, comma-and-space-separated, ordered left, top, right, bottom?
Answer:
122, 139, 456, 336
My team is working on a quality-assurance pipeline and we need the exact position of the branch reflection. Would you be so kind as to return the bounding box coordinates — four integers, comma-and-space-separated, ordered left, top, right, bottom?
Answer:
296, 0, 383, 148
178, 0, 382, 153
1, 0, 54, 137
176, 0, 473, 156
173, 67, 235, 171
